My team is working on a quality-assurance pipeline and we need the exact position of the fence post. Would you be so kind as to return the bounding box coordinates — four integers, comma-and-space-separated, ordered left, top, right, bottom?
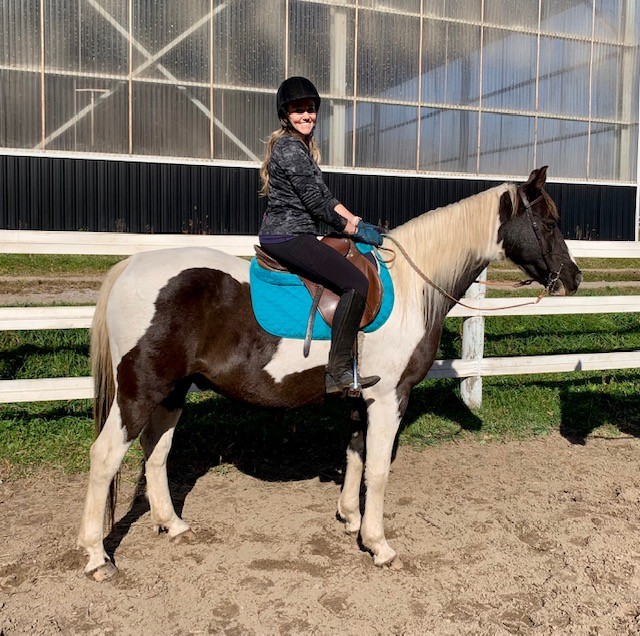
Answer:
460, 268, 486, 409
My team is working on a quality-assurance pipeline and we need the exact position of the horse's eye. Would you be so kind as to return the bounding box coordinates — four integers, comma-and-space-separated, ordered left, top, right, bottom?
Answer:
544, 220, 556, 231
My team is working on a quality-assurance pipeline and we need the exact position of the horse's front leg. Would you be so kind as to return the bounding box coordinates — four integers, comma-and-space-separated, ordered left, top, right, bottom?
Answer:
140, 404, 194, 542
337, 426, 365, 534
78, 401, 132, 580
360, 393, 402, 567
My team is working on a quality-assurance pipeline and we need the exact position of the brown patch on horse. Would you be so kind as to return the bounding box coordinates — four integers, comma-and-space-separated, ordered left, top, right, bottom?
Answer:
116, 268, 325, 441
499, 191, 514, 224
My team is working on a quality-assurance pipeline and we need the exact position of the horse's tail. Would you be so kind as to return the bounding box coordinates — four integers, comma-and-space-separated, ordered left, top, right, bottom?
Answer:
90, 256, 131, 528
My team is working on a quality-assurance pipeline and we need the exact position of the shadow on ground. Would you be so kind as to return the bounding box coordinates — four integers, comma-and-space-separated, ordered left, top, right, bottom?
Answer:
559, 379, 640, 445
104, 379, 482, 561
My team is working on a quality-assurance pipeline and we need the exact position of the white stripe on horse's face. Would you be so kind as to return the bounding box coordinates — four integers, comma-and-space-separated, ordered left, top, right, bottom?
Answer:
263, 338, 330, 383
106, 248, 250, 364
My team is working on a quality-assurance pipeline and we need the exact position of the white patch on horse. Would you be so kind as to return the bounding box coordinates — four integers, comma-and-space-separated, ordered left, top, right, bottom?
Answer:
360, 306, 426, 394
263, 338, 330, 382
107, 247, 249, 362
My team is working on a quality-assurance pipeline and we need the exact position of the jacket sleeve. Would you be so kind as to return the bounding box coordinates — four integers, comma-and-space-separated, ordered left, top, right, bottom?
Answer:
278, 140, 347, 231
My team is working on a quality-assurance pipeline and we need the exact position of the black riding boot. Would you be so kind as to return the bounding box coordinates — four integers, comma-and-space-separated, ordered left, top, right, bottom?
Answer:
325, 290, 380, 397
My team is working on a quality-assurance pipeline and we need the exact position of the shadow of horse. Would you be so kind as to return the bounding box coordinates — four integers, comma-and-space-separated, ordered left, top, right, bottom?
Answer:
559, 374, 640, 445
104, 379, 482, 559
105, 394, 354, 558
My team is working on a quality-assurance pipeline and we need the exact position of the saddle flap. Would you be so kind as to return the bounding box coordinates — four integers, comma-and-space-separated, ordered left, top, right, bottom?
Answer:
307, 237, 383, 329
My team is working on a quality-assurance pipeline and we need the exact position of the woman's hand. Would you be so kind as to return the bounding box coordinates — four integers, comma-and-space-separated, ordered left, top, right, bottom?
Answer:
353, 221, 383, 246
345, 216, 361, 235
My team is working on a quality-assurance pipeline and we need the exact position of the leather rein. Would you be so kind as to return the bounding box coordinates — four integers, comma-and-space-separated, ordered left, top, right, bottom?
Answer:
377, 187, 564, 313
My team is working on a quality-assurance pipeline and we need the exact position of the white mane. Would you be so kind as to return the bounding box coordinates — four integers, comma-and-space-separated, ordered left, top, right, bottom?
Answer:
385, 182, 516, 323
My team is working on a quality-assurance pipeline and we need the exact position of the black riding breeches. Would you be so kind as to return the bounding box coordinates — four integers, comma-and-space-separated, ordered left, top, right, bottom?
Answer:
259, 234, 369, 299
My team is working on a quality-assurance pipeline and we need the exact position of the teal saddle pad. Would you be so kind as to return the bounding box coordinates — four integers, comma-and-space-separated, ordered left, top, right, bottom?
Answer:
249, 243, 394, 340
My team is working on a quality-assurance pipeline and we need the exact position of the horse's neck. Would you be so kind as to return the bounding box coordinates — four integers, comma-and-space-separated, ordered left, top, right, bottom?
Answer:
390, 184, 509, 327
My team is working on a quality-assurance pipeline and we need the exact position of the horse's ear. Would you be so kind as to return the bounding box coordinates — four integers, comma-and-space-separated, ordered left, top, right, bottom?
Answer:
524, 166, 548, 192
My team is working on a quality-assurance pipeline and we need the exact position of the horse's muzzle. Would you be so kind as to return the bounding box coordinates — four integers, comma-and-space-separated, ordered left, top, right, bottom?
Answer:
550, 270, 582, 296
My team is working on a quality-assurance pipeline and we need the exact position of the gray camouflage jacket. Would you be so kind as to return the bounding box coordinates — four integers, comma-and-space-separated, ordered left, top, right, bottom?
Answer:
258, 134, 347, 236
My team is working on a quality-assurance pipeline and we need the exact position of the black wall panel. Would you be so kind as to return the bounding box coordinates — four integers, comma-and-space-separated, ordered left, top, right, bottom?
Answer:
0, 154, 636, 240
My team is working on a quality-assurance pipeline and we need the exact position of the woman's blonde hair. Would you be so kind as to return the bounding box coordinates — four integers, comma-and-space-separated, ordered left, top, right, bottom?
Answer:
259, 128, 321, 197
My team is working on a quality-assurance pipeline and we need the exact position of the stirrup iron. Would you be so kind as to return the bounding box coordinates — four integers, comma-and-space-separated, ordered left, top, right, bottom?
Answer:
347, 354, 362, 398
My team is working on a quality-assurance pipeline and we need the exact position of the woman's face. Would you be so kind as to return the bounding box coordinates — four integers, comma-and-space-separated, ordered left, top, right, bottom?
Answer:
286, 98, 317, 137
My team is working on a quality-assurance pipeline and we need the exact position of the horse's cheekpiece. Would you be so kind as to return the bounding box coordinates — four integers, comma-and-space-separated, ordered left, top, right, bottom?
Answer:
250, 238, 394, 340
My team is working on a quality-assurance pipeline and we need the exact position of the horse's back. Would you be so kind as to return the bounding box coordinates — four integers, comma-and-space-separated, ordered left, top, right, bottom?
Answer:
123, 247, 249, 285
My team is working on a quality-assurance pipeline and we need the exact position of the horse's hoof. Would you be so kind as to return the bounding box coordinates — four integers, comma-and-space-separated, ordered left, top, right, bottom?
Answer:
170, 529, 196, 544
373, 548, 400, 569
383, 556, 404, 571
87, 560, 118, 582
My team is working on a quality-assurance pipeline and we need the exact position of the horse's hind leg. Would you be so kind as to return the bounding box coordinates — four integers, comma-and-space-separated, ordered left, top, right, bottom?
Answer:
78, 401, 133, 579
140, 402, 194, 542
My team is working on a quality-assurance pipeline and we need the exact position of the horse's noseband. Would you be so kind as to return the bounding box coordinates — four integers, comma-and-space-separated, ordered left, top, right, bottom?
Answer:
517, 186, 563, 291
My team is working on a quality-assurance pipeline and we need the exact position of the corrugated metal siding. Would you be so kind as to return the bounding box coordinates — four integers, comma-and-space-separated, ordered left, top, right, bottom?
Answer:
0, 154, 636, 240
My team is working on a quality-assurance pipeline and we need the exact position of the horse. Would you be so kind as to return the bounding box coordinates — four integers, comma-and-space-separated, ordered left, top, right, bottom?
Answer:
78, 166, 582, 580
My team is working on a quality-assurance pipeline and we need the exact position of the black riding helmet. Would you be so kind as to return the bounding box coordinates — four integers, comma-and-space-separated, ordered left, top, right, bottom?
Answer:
276, 76, 321, 125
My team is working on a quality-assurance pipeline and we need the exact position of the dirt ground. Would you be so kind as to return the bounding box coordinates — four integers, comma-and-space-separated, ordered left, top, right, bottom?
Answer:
2, 274, 640, 634
0, 275, 102, 307
2, 432, 640, 635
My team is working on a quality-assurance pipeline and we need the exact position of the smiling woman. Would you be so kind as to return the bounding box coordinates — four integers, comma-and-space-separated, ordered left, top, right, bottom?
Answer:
286, 99, 317, 137
258, 77, 384, 396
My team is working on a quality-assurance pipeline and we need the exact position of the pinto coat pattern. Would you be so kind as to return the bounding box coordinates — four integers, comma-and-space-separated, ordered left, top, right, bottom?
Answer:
78, 167, 582, 579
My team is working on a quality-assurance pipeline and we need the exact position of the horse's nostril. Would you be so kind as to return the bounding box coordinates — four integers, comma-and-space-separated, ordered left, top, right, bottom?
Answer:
550, 281, 567, 297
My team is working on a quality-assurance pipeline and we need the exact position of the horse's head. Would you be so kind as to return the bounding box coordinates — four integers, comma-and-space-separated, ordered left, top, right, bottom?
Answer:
498, 167, 582, 296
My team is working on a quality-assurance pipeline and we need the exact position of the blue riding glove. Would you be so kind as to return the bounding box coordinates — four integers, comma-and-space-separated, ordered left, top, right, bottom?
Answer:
353, 221, 383, 246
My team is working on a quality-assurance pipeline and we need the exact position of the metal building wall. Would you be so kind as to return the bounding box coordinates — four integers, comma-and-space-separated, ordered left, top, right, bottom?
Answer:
0, 154, 635, 240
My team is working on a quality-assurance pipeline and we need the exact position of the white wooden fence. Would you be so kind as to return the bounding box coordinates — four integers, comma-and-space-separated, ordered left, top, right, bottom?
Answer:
1, 229, 639, 406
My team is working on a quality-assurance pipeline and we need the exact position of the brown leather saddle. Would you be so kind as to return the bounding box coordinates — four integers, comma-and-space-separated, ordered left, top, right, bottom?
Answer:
254, 236, 383, 333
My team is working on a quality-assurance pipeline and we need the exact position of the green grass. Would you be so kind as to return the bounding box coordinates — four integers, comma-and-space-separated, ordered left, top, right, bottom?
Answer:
0, 330, 90, 380
2, 253, 640, 279
399, 370, 640, 448
0, 254, 125, 276
0, 308, 639, 478
487, 257, 640, 284
0, 253, 639, 478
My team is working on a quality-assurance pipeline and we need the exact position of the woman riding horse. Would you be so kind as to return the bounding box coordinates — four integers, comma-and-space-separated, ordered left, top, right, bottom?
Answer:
78, 154, 582, 579
258, 76, 383, 397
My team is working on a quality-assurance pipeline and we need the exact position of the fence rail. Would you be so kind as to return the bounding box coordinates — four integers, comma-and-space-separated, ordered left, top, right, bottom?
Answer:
1, 229, 639, 405
0, 229, 637, 258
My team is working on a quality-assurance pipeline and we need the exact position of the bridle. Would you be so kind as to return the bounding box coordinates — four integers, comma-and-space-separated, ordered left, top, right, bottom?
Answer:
516, 185, 563, 292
